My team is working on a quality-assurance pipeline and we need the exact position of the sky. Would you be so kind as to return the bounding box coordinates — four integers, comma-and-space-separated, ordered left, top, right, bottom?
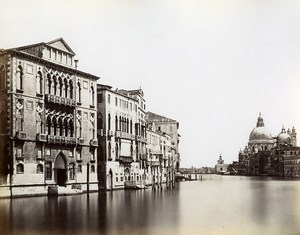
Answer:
1, 0, 300, 167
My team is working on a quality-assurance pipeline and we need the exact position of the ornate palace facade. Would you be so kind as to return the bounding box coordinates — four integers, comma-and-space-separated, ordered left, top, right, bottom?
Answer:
0, 38, 99, 197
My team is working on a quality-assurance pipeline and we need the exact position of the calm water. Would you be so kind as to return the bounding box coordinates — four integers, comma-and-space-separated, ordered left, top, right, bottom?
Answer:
1, 175, 300, 235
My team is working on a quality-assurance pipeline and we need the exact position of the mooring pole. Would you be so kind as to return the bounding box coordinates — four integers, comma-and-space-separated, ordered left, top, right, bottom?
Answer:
87, 163, 90, 196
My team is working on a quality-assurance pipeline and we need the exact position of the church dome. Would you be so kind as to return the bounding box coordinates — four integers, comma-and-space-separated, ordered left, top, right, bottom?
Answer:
277, 127, 291, 144
249, 113, 274, 142
249, 126, 273, 141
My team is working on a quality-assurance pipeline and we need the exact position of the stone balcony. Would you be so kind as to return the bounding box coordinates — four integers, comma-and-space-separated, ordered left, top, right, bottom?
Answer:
36, 133, 47, 142
16, 131, 27, 140
47, 135, 77, 145
45, 94, 76, 107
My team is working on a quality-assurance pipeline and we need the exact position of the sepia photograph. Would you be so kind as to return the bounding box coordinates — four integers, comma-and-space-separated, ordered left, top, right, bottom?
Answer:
0, 0, 300, 234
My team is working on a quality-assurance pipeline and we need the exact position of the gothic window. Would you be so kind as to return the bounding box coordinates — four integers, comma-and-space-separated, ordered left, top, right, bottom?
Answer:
108, 142, 111, 160
16, 163, 24, 174
47, 74, 51, 94
64, 79, 68, 98
64, 119, 68, 137
46, 116, 51, 135
17, 65, 23, 91
45, 162, 52, 180
58, 77, 63, 96
69, 81, 73, 99
69, 163, 75, 180
37, 164, 43, 174
37, 71, 43, 94
115, 143, 119, 159
77, 82, 81, 103
53, 76, 57, 95
69, 119, 74, 137
58, 117, 63, 136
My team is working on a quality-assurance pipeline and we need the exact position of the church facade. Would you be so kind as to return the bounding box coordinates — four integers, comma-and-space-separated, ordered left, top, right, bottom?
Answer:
0, 38, 99, 197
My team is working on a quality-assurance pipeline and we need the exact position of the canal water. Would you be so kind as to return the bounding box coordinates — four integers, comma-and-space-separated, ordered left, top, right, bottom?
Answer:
1, 175, 300, 235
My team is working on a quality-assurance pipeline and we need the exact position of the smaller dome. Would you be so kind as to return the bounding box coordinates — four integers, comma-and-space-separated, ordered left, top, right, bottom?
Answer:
278, 127, 291, 144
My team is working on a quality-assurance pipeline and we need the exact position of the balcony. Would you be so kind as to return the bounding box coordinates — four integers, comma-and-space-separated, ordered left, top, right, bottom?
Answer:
16, 131, 27, 140
67, 137, 77, 145
36, 133, 47, 142
78, 138, 84, 145
90, 139, 98, 147
46, 94, 76, 107
47, 135, 76, 145
119, 156, 133, 165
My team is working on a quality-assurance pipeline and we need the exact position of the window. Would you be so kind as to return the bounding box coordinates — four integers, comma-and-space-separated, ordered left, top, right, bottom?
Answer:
77, 82, 81, 103
17, 163, 24, 174
76, 149, 82, 161
17, 65, 23, 91
90, 86, 95, 106
45, 162, 52, 180
91, 165, 95, 173
69, 163, 75, 180
16, 146, 23, 159
108, 94, 110, 104
69, 81, 73, 99
90, 148, 95, 161
37, 147, 42, 159
78, 165, 82, 173
115, 97, 118, 106
115, 143, 119, 159
36, 71, 43, 94
116, 177, 118, 182
37, 164, 43, 174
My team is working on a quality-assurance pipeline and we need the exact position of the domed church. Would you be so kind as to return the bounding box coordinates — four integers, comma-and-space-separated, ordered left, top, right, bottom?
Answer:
248, 113, 275, 152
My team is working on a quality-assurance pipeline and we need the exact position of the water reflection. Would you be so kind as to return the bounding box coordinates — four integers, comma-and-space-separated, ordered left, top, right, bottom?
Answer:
0, 176, 300, 235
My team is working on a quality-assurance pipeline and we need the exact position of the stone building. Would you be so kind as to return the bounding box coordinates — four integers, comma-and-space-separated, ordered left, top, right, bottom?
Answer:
146, 112, 181, 170
0, 38, 99, 197
97, 85, 147, 190
215, 155, 229, 174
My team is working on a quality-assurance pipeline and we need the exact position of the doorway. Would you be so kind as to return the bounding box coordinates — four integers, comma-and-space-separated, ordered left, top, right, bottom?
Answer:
54, 153, 67, 186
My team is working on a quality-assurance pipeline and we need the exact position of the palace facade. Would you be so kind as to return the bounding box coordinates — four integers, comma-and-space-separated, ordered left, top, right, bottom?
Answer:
0, 38, 99, 197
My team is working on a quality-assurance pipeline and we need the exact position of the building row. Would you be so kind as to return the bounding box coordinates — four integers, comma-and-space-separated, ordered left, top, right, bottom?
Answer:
227, 113, 300, 177
0, 38, 180, 197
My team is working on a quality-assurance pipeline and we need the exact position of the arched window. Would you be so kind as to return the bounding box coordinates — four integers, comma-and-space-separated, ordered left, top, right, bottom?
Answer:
64, 119, 68, 137
77, 82, 81, 103
130, 120, 133, 134
69, 163, 75, 180
58, 77, 63, 96
47, 74, 51, 94
69, 120, 74, 137
64, 79, 68, 98
17, 163, 24, 174
58, 117, 63, 136
90, 86, 95, 106
37, 71, 43, 94
69, 81, 73, 99
115, 143, 119, 159
78, 165, 82, 173
108, 114, 111, 130
91, 165, 95, 173
37, 164, 43, 174
126, 118, 129, 133
53, 76, 57, 95
46, 116, 51, 135
115, 115, 118, 131
119, 116, 122, 131
53, 118, 57, 135
17, 65, 23, 91
108, 142, 111, 160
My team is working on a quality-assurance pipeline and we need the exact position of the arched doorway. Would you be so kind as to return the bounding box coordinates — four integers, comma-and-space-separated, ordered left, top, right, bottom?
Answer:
54, 153, 67, 186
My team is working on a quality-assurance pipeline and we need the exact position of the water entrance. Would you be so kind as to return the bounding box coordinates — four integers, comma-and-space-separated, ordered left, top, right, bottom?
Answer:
54, 153, 66, 186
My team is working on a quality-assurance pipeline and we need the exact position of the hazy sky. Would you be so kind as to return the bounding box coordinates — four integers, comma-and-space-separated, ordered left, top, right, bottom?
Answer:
1, 0, 300, 167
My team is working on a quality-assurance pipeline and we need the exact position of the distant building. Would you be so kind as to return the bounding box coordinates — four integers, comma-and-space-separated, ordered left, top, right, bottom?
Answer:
146, 112, 181, 170
235, 113, 299, 177
215, 155, 229, 174
0, 38, 99, 197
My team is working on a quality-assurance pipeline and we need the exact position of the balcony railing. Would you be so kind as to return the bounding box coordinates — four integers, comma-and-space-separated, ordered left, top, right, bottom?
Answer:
16, 131, 27, 140
119, 156, 133, 165
45, 94, 76, 107
47, 135, 76, 145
